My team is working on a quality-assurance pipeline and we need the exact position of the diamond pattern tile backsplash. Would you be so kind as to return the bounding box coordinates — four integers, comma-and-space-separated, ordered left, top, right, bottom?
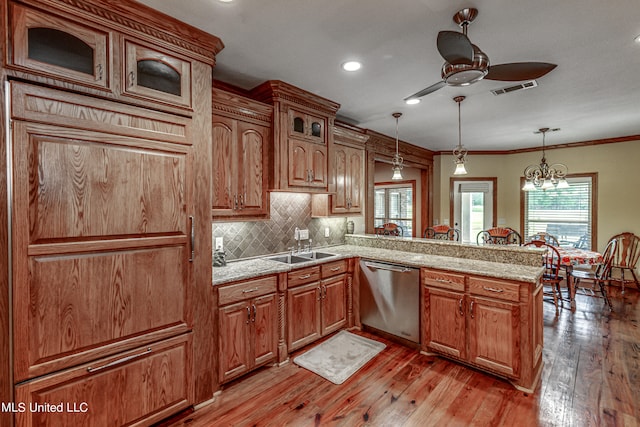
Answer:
213, 192, 347, 261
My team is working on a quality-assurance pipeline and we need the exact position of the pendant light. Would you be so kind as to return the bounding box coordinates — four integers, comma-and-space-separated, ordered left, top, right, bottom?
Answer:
453, 96, 468, 175
391, 112, 404, 180
522, 127, 568, 191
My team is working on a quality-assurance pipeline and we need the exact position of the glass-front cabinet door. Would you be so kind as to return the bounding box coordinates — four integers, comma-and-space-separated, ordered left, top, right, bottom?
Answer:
123, 40, 192, 109
10, 4, 109, 89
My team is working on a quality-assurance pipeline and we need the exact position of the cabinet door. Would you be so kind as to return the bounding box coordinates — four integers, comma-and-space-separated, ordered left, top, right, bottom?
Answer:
346, 147, 364, 212
238, 121, 269, 216
288, 139, 311, 187
332, 146, 349, 212
309, 144, 327, 187
321, 276, 347, 335
218, 301, 252, 383
287, 283, 322, 351
251, 294, 278, 368
212, 116, 237, 215
124, 40, 192, 109
468, 296, 520, 378
11, 4, 109, 89
306, 113, 326, 142
423, 287, 466, 360
15, 334, 191, 427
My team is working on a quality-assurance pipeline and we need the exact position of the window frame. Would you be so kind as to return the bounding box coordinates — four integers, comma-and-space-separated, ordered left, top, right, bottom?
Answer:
374, 180, 416, 237
519, 173, 598, 250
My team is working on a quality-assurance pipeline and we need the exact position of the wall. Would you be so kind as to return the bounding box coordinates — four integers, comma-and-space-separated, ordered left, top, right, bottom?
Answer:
434, 140, 640, 252
213, 192, 347, 260
374, 162, 424, 236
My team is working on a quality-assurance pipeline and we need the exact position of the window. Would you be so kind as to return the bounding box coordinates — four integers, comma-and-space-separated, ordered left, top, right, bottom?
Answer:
374, 182, 415, 237
522, 174, 596, 249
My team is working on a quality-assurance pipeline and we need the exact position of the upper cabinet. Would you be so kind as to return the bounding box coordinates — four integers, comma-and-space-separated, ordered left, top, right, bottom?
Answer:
250, 80, 340, 193
123, 39, 192, 109
10, 3, 110, 89
331, 125, 368, 214
212, 87, 273, 220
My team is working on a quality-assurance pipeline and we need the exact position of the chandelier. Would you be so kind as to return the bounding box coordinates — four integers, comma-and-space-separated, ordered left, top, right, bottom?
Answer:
453, 96, 468, 175
391, 112, 404, 180
522, 127, 569, 191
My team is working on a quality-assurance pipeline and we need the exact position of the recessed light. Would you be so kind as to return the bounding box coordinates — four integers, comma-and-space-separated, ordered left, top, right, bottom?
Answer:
219, 0, 234, 3
341, 61, 362, 72
635, 34, 640, 43
405, 98, 421, 105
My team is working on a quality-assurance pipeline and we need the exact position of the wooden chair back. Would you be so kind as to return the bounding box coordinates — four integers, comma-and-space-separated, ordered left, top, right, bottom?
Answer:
375, 223, 403, 236
477, 227, 522, 245
424, 225, 460, 241
528, 232, 560, 247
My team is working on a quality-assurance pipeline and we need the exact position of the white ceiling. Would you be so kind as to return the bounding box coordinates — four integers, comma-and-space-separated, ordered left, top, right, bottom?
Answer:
138, 0, 640, 152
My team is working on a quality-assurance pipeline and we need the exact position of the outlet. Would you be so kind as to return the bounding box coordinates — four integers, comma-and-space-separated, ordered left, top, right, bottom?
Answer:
324, 227, 330, 238
215, 237, 223, 251
299, 229, 309, 240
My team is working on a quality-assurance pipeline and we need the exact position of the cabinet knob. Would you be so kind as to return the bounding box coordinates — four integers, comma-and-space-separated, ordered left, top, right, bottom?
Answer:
128, 71, 135, 87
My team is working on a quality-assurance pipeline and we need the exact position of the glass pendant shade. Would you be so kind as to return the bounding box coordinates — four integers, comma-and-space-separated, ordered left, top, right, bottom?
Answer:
391, 112, 403, 180
452, 96, 468, 175
454, 161, 467, 175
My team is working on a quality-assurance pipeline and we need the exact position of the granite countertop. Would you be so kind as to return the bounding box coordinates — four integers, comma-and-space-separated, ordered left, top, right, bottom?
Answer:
213, 244, 543, 286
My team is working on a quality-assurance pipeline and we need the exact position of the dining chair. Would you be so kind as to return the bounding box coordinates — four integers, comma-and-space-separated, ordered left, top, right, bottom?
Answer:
524, 239, 563, 314
374, 222, 403, 236
569, 238, 617, 311
607, 232, 640, 294
527, 232, 560, 247
477, 227, 522, 245
424, 225, 460, 241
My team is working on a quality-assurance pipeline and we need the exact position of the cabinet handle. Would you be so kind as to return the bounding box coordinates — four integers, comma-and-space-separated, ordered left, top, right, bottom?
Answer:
246, 306, 251, 324
238, 194, 244, 209
322, 285, 327, 299
87, 347, 151, 373
242, 287, 259, 294
234, 194, 238, 210
252, 304, 257, 322
482, 286, 504, 293
128, 71, 135, 87
458, 298, 464, 316
298, 274, 312, 280
435, 278, 453, 284
470, 301, 475, 319
96, 63, 103, 80
189, 215, 195, 262
330, 266, 341, 272
317, 287, 322, 301
310, 169, 315, 182
306, 170, 312, 182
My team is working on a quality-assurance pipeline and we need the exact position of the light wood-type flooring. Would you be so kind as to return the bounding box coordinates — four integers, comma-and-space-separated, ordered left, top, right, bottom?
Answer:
165, 286, 640, 427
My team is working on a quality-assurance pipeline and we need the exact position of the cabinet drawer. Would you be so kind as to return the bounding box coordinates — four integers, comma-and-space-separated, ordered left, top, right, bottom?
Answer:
15, 333, 191, 427
288, 266, 321, 288
422, 269, 466, 292
321, 259, 348, 278
468, 276, 521, 302
218, 276, 277, 306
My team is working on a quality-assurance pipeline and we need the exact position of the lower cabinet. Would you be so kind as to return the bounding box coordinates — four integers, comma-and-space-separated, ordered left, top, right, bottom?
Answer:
422, 268, 541, 391
287, 261, 348, 351
217, 277, 278, 383
15, 334, 192, 427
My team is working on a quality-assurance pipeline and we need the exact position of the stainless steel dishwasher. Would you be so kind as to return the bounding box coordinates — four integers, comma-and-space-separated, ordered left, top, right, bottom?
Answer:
359, 259, 420, 343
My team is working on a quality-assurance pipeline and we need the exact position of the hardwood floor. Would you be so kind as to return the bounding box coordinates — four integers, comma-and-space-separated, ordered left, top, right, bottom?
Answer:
166, 286, 640, 427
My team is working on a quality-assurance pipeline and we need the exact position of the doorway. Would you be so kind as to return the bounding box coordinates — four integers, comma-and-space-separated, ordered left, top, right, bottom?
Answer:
450, 178, 497, 244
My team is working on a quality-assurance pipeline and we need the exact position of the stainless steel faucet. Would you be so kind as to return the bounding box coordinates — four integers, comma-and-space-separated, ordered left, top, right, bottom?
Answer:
295, 227, 301, 253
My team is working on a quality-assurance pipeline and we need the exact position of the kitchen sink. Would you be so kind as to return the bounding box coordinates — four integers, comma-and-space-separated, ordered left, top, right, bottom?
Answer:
266, 251, 337, 264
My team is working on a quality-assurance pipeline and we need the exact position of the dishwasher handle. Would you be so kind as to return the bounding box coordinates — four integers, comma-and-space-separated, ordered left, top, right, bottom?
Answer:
363, 261, 415, 273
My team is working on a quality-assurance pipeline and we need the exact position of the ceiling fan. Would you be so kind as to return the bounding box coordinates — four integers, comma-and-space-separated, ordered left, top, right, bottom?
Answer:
404, 8, 557, 101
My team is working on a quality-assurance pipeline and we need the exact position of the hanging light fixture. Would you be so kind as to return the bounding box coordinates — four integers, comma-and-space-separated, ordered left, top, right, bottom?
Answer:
522, 127, 569, 191
452, 96, 468, 175
391, 112, 404, 180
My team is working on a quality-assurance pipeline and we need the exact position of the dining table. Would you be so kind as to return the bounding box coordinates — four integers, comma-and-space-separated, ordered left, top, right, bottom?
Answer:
555, 246, 603, 309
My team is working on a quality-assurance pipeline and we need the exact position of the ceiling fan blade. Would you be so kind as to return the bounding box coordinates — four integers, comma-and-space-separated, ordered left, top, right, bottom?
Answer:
404, 81, 447, 100
485, 62, 557, 81
437, 31, 474, 65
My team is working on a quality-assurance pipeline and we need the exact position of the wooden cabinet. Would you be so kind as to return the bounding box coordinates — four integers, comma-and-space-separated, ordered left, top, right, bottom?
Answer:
15, 334, 192, 427
249, 80, 340, 193
331, 143, 365, 213
123, 39, 192, 109
212, 88, 272, 219
9, 3, 110, 90
217, 276, 278, 383
287, 261, 348, 351
422, 268, 541, 392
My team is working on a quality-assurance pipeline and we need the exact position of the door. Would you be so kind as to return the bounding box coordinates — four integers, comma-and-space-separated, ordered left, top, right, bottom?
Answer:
452, 179, 496, 244
287, 283, 322, 350
218, 301, 251, 382
212, 117, 235, 214
251, 294, 278, 367
321, 276, 346, 335
423, 287, 467, 359
239, 122, 268, 215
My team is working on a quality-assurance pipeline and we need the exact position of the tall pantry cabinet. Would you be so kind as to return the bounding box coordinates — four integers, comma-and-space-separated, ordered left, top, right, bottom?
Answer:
0, 0, 223, 425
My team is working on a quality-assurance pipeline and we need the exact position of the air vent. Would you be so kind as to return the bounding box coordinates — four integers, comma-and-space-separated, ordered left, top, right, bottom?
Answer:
491, 80, 538, 96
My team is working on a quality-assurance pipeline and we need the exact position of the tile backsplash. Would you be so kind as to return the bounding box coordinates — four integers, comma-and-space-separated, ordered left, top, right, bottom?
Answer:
213, 192, 347, 261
